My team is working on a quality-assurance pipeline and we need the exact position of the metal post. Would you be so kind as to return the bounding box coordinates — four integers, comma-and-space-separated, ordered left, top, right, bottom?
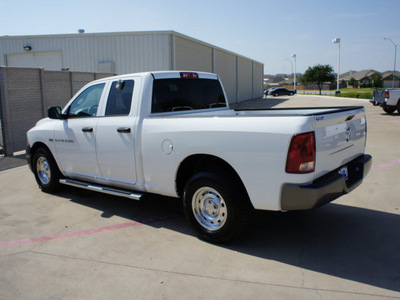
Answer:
332, 38, 341, 94
285, 58, 293, 90
384, 38, 397, 89
291, 54, 296, 92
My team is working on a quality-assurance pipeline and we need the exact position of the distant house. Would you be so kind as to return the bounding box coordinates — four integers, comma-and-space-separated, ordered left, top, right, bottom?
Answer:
381, 71, 400, 88
264, 76, 288, 88
340, 69, 383, 88
340, 70, 357, 81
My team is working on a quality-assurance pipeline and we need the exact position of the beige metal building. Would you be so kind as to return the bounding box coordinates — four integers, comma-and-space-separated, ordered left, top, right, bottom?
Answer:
0, 31, 264, 104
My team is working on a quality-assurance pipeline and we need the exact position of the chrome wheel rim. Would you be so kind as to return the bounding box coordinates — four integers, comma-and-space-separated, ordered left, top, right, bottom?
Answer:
36, 156, 51, 185
192, 187, 227, 231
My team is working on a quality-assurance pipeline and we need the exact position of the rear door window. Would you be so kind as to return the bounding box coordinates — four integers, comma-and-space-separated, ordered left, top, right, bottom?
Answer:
105, 80, 135, 116
152, 79, 226, 113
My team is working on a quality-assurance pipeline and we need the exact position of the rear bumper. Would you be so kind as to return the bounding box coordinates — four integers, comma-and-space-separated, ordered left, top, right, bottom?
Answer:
281, 154, 372, 211
370, 99, 380, 106
370, 99, 395, 108
370, 99, 385, 106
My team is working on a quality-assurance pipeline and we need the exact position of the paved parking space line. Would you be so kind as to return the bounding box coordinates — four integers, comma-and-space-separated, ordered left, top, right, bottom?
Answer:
0, 214, 177, 248
370, 116, 400, 125
371, 158, 400, 172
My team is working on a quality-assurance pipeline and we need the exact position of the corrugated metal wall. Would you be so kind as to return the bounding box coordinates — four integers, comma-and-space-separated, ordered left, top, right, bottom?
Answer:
174, 34, 264, 104
0, 32, 171, 74
214, 50, 237, 103
175, 36, 213, 72
0, 31, 264, 104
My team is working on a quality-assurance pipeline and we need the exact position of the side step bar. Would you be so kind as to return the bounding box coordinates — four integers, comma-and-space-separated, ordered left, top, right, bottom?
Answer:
59, 179, 143, 200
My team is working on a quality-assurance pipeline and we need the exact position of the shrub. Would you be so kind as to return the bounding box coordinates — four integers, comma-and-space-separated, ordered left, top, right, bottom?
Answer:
360, 82, 372, 88
336, 92, 373, 99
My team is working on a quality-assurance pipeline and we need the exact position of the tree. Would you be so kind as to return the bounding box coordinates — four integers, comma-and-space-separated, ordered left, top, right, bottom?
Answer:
370, 73, 383, 88
302, 64, 335, 95
348, 77, 358, 88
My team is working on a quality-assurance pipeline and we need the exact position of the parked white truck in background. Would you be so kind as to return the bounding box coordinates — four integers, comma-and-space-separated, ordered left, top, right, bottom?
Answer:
27, 71, 372, 243
371, 89, 400, 114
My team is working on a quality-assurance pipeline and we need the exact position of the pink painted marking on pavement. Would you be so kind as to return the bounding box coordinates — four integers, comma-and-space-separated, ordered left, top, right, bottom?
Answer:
0, 215, 176, 248
371, 158, 400, 171
2, 157, 400, 248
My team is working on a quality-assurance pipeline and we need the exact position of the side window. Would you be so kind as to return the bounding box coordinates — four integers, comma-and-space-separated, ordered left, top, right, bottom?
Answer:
105, 80, 134, 116
68, 83, 105, 117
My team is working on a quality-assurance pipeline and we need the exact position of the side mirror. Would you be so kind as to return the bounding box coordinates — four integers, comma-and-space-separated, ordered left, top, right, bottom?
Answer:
48, 106, 63, 119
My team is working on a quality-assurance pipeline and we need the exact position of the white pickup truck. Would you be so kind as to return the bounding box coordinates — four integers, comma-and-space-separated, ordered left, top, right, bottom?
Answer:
371, 89, 400, 114
27, 71, 372, 243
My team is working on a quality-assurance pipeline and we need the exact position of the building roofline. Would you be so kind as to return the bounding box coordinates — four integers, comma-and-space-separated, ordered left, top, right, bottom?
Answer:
0, 30, 176, 39
0, 30, 264, 66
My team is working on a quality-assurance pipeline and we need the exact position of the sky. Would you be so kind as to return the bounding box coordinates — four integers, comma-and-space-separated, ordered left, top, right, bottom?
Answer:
1, 0, 399, 75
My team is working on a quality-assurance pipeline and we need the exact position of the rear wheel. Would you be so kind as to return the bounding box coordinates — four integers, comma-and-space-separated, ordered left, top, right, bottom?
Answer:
183, 171, 252, 243
383, 106, 396, 114
32, 147, 62, 193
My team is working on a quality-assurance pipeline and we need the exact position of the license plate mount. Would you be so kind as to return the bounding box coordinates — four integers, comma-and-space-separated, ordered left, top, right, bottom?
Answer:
338, 166, 349, 181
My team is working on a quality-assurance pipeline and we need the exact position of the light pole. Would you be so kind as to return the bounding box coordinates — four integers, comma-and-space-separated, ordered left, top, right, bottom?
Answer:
332, 38, 341, 94
291, 54, 296, 92
384, 37, 397, 89
285, 58, 294, 90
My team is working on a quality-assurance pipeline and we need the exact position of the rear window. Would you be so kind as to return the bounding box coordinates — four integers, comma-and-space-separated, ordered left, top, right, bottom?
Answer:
152, 78, 226, 113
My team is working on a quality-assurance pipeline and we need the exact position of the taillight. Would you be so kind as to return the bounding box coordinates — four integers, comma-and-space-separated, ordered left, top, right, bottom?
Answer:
286, 132, 316, 174
385, 90, 389, 99
180, 72, 199, 78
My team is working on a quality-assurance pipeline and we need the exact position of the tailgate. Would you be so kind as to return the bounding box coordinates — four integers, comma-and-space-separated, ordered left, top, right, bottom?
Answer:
313, 106, 366, 179
373, 89, 386, 105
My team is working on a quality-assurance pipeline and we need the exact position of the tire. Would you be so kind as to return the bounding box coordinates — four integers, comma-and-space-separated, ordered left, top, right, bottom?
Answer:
32, 147, 62, 193
183, 171, 252, 243
383, 106, 396, 114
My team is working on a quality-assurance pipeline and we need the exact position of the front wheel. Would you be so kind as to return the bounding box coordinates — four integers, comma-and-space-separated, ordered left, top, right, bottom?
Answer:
32, 147, 62, 193
183, 171, 252, 243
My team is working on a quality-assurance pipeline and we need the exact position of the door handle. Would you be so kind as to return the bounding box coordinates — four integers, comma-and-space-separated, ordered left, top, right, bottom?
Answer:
82, 127, 93, 132
117, 127, 131, 133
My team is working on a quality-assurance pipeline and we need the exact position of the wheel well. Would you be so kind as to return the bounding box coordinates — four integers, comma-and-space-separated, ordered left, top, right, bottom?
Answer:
30, 142, 53, 169
175, 154, 252, 207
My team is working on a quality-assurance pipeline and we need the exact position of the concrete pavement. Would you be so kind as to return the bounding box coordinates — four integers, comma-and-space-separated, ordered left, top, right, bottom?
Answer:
1, 95, 399, 299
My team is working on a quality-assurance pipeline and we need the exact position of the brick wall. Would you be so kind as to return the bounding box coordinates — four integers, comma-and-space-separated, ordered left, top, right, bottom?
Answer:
0, 67, 114, 156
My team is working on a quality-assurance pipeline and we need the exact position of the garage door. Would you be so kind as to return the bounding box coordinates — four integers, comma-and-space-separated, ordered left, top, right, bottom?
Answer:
6, 51, 62, 71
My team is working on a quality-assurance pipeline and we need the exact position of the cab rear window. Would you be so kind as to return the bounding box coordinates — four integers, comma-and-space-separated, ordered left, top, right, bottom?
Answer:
152, 78, 226, 113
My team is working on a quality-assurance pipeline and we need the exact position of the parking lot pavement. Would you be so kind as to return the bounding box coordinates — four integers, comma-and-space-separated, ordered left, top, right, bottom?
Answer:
0, 154, 27, 172
1, 95, 400, 300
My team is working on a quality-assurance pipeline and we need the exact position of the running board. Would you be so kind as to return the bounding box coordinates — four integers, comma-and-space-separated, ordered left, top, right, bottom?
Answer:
59, 179, 143, 200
